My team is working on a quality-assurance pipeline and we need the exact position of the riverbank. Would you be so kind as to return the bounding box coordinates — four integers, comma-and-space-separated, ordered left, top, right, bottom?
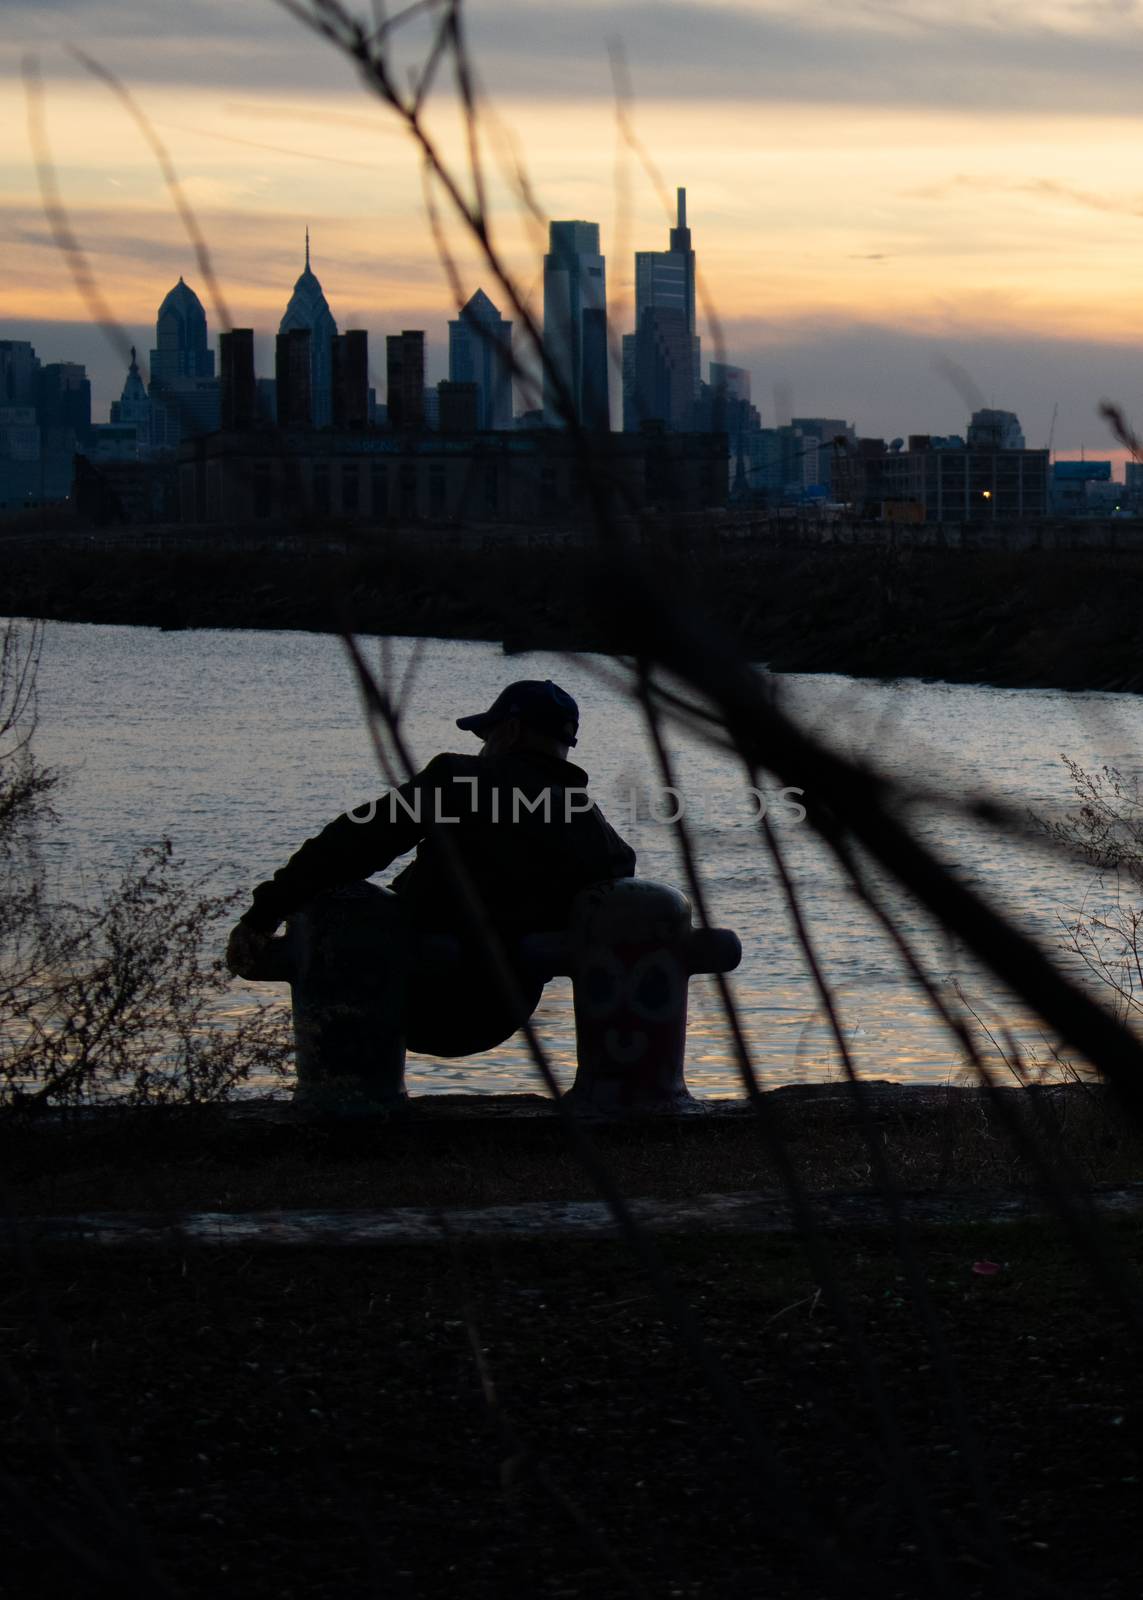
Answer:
5, 1084, 1142, 1219
7, 534, 1143, 690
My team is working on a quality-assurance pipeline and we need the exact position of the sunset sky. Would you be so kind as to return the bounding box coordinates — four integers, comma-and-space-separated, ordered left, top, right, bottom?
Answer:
6, 0, 1143, 466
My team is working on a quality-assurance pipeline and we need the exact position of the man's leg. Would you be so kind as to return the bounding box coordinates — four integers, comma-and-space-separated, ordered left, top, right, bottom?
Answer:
404, 944, 544, 1059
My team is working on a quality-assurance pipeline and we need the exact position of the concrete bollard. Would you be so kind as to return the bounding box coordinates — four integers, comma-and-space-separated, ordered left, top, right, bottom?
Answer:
249, 878, 740, 1115
250, 882, 412, 1111
547, 879, 741, 1114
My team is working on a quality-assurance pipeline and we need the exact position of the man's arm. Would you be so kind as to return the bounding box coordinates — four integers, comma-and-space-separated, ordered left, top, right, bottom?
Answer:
236, 754, 463, 937
589, 802, 636, 882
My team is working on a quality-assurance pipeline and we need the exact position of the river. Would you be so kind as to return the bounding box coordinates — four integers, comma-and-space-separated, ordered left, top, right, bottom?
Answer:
23, 620, 1143, 1097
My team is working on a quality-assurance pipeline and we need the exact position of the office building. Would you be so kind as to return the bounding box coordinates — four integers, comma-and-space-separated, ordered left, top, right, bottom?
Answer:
332, 331, 370, 431
387, 331, 425, 431
256, 379, 278, 427
635, 187, 698, 382
178, 426, 728, 526
626, 189, 700, 430
1051, 460, 1117, 516
150, 278, 214, 385
837, 433, 1049, 522
0, 341, 40, 406
220, 330, 257, 431
149, 278, 219, 448
105, 347, 154, 453
34, 362, 90, 442
543, 221, 609, 430
632, 307, 694, 432
790, 417, 857, 495
0, 340, 88, 504
275, 329, 313, 428
448, 289, 513, 429
709, 363, 750, 404
278, 232, 338, 427
967, 409, 1025, 450
437, 381, 480, 434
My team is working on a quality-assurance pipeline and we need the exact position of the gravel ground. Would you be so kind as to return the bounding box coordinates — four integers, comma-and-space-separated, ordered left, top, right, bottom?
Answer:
3, 1222, 1142, 1600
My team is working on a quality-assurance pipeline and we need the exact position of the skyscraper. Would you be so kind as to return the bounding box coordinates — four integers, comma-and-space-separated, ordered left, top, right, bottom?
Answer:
709, 363, 751, 404
332, 331, 370, 431
0, 341, 41, 406
34, 363, 91, 442
543, 221, 609, 431
386, 331, 425, 431
150, 277, 214, 385
275, 329, 312, 428
448, 289, 513, 429
626, 189, 700, 432
278, 231, 338, 427
635, 188, 695, 333
633, 308, 694, 433
220, 330, 257, 431
967, 409, 1025, 450
109, 347, 153, 446
148, 278, 219, 447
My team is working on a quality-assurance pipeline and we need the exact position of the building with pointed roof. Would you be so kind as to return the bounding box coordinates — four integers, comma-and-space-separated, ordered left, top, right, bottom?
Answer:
278, 231, 338, 428
150, 277, 214, 385
109, 346, 154, 448
448, 288, 513, 429
148, 278, 219, 449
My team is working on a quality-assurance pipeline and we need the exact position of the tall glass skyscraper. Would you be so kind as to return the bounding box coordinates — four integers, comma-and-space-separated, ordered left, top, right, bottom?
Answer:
635, 188, 695, 335
542, 221, 609, 431
626, 189, 700, 432
150, 277, 214, 386
148, 278, 219, 447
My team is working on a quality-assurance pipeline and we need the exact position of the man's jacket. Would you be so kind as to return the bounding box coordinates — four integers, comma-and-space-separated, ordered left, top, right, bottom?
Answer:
240, 749, 636, 940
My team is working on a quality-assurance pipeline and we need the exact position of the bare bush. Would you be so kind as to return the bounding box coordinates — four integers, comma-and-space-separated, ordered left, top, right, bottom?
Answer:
1041, 758, 1143, 1030
0, 621, 291, 1111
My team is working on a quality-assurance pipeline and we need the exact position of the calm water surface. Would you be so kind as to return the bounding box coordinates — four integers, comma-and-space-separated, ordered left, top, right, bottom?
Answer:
25, 620, 1143, 1096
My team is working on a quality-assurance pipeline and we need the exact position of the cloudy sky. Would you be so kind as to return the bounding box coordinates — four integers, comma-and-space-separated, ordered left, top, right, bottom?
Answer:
6, 0, 1143, 465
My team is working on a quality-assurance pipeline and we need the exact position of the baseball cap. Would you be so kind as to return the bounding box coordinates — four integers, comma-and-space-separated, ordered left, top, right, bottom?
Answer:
456, 679, 579, 747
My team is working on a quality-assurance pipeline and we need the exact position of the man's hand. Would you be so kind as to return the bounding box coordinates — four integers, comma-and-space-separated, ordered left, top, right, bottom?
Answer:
226, 921, 273, 979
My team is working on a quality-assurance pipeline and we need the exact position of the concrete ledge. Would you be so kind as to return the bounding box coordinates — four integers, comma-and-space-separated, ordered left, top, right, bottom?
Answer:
7, 1181, 1143, 1249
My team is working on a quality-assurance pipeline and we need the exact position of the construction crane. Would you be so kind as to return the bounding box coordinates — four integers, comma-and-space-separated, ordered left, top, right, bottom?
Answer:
1047, 401, 1058, 460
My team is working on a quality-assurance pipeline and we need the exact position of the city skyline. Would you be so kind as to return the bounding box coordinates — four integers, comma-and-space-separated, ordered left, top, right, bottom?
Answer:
6, 226, 1135, 479
7, 2, 1143, 465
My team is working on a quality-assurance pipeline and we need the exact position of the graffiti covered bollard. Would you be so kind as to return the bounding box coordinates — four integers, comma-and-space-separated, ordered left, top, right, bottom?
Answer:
246, 877, 741, 1115
545, 880, 742, 1113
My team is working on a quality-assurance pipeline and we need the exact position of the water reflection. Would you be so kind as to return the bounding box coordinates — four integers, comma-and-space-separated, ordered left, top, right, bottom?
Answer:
26, 621, 1143, 1097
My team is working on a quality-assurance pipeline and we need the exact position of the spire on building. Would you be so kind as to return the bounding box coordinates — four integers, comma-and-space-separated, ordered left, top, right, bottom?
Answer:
110, 342, 154, 441
628, 185, 699, 431
279, 235, 338, 427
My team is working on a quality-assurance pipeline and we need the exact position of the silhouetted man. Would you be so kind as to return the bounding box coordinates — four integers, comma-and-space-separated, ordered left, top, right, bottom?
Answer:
226, 679, 636, 1055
